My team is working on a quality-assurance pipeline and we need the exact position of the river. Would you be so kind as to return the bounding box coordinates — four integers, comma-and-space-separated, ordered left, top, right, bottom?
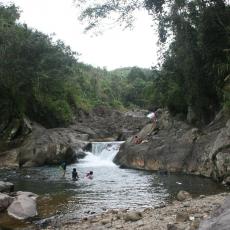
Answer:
0, 142, 228, 229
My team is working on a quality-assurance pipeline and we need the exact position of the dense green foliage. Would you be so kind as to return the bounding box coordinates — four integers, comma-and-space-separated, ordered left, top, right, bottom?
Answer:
0, 4, 77, 128
77, 0, 230, 124
0, 3, 155, 132
150, 0, 230, 123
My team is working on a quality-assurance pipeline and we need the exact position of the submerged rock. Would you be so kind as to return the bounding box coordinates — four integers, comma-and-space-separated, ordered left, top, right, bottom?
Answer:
0, 181, 14, 193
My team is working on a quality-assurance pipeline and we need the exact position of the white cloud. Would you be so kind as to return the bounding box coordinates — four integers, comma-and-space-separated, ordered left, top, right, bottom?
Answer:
3, 0, 158, 70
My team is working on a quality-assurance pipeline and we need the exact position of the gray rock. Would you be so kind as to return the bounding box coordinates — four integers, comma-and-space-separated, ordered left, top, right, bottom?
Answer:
177, 191, 191, 201
17, 124, 89, 167
0, 181, 14, 193
200, 195, 206, 199
16, 191, 38, 200
7, 194, 38, 220
167, 223, 188, 230
113, 111, 230, 183
176, 212, 189, 222
0, 193, 14, 211
101, 218, 111, 225
167, 223, 179, 230
75, 151, 87, 159
124, 211, 143, 222
198, 196, 230, 230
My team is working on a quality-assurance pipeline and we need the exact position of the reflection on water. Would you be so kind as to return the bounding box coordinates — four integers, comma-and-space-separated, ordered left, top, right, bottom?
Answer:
0, 142, 228, 229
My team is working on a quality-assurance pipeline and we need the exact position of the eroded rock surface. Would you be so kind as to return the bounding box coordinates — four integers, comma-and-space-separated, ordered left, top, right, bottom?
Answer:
0, 107, 149, 168
114, 110, 230, 183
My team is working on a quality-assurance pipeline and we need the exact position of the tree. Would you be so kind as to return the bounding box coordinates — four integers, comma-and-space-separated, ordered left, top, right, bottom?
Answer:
75, 0, 230, 123
0, 4, 77, 128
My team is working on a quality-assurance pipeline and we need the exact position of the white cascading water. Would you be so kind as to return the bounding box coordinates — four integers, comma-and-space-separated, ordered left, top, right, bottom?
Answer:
79, 141, 124, 167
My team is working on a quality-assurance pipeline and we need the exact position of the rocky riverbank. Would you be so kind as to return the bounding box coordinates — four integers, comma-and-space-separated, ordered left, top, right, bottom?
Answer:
43, 192, 230, 230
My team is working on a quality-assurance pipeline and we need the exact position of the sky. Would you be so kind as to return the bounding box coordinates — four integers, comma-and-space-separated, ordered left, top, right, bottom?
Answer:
3, 0, 158, 70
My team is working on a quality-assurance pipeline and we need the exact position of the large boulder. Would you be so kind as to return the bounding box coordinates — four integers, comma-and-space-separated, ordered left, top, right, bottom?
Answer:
114, 110, 230, 183
0, 193, 14, 211
17, 124, 89, 167
7, 191, 38, 220
198, 196, 230, 230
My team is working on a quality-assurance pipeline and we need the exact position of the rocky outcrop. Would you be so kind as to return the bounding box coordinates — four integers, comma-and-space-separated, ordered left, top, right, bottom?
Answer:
0, 123, 89, 168
17, 124, 90, 167
114, 110, 230, 183
0, 107, 149, 168
71, 106, 149, 141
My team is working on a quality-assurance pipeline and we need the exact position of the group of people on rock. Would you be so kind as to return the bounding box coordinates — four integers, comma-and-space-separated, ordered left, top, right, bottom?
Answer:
60, 161, 93, 181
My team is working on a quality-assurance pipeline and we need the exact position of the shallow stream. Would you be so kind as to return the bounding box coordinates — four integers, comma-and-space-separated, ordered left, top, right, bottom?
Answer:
0, 142, 228, 229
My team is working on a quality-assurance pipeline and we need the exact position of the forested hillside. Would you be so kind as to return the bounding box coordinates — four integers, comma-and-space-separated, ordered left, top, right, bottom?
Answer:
0, 3, 156, 132
77, 0, 230, 124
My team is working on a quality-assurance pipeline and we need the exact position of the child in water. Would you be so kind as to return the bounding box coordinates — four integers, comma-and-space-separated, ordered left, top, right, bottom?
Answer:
60, 161, 67, 176
72, 168, 79, 181
85, 171, 93, 179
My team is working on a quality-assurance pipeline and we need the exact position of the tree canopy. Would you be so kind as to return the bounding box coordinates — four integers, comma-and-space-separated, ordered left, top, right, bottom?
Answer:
76, 0, 230, 123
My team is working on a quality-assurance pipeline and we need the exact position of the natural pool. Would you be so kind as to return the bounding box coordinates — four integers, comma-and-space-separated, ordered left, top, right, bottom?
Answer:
0, 142, 228, 229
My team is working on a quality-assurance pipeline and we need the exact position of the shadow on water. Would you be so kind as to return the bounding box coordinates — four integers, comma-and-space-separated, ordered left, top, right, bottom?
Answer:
0, 142, 229, 229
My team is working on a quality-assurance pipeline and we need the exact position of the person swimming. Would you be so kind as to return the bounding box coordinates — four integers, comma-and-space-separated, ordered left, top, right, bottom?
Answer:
72, 168, 79, 181
85, 171, 93, 179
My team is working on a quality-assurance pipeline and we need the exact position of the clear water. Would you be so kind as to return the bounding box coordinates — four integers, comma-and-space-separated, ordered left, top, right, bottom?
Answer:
0, 142, 228, 229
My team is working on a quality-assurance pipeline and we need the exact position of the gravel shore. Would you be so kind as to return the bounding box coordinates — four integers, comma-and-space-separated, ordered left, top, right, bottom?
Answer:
44, 192, 230, 230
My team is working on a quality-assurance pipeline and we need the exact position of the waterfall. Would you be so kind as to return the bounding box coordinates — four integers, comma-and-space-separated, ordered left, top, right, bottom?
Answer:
79, 141, 124, 167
